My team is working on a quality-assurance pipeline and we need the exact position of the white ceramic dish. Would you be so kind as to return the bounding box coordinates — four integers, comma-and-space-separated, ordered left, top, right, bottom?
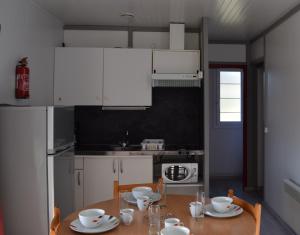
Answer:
132, 186, 153, 199
122, 192, 161, 205
211, 197, 233, 213
160, 226, 190, 235
70, 215, 120, 234
205, 204, 243, 218
78, 209, 105, 228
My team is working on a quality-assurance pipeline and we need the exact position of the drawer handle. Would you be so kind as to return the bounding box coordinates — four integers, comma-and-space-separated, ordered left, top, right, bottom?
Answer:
77, 171, 81, 186
113, 159, 116, 174
120, 160, 123, 174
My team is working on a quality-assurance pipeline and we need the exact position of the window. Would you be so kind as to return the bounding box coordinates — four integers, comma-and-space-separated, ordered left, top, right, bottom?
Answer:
218, 70, 242, 124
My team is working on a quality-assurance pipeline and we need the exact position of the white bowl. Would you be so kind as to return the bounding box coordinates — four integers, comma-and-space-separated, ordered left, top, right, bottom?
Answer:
161, 226, 190, 235
132, 186, 153, 199
211, 197, 233, 213
78, 209, 105, 228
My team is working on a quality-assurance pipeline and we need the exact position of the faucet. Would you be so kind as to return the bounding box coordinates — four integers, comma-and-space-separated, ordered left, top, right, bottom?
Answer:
120, 130, 129, 149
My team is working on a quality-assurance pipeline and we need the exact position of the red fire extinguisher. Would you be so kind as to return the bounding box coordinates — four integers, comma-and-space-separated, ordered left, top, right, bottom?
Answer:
15, 57, 30, 99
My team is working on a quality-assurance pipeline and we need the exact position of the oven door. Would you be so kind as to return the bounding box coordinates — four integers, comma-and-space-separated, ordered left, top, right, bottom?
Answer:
162, 163, 194, 183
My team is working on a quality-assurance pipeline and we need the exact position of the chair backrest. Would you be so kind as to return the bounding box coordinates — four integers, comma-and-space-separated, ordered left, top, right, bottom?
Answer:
114, 178, 163, 198
50, 207, 61, 235
228, 189, 262, 235
0, 209, 4, 235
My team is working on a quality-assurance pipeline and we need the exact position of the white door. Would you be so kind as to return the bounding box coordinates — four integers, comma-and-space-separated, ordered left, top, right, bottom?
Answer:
84, 157, 117, 206
103, 48, 152, 106
119, 156, 153, 185
54, 47, 103, 105
74, 169, 84, 210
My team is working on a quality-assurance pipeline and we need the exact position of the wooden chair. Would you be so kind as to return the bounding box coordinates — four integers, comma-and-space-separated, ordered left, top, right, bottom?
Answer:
50, 207, 61, 235
114, 178, 163, 198
228, 189, 262, 235
0, 209, 4, 235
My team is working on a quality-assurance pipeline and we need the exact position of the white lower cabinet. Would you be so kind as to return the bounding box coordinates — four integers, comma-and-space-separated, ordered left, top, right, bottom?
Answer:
84, 157, 117, 206
74, 169, 84, 210
83, 156, 153, 207
119, 157, 153, 185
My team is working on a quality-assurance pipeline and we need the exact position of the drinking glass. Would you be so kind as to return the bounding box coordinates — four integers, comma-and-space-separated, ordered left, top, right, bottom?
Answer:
119, 192, 129, 210
148, 223, 160, 235
157, 182, 167, 207
194, 190, 205, 219
148, 205, 160, 235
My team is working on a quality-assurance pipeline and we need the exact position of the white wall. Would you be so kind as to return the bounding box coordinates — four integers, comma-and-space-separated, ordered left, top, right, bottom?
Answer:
251, 37, 264, 62
265, 11, 300, 234
209, 44, 246, 62
64, 30, 200, 50
64, 30, 128, 48
0, 0, 63, 106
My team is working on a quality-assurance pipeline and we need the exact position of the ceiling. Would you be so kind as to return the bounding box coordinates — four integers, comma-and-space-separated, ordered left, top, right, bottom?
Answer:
34, 0, 300, 41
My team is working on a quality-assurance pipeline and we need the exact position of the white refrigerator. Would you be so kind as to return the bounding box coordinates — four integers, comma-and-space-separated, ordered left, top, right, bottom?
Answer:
0, 106, 74, 235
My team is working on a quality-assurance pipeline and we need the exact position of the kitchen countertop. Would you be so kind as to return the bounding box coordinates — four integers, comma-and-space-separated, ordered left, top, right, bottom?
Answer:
75, 149, 204, 156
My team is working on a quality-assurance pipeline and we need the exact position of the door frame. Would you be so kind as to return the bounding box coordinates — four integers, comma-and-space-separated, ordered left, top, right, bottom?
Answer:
209, 63, 248, 188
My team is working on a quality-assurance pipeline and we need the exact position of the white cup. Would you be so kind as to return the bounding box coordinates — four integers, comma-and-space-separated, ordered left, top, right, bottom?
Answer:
189, 201, 203, 218
120, 209, 134, 225
160, 226, 190, 235
78, 209, 105, 228
137, 195, 150, 211
211, 197, 233, 213
164, 218, 183, 228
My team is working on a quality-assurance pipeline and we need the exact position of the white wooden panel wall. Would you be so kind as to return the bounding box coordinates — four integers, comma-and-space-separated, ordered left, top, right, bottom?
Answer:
251, 37, 264, 61
64, 30, 128, 48
265, 10, 300, 234
64, 30, 199, 50
133, 32, 169, 49
0, 0, 63, 106
209, 44, 246, 62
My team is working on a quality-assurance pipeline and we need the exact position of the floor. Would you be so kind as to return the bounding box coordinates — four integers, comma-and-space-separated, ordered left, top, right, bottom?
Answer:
210, 178, 296, 235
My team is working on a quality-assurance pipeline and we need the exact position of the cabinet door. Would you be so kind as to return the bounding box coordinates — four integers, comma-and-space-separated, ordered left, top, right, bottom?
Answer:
74, 169, 84, 210
119, 156, 153, 185
84, 157, 117, 206
54, 47, 103, 105
54, 156, 74, 219
103, 48, 152, 106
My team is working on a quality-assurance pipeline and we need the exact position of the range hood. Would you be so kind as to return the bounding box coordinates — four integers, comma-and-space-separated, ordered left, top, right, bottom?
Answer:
152, 23, 202, 88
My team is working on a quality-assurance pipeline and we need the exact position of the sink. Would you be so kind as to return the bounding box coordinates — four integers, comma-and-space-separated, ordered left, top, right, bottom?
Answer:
110, 145, 142, 151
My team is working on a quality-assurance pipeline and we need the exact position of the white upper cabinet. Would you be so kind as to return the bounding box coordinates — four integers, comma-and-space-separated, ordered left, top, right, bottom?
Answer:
153, 50, 200, 74
103, 48, 152, 106
54, 47, 103, 106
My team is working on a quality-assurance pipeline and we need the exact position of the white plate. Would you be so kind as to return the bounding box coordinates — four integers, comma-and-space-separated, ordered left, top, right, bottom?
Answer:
205, 204, 243, 218
122, 192, 161, 205
69, 215, 120, 234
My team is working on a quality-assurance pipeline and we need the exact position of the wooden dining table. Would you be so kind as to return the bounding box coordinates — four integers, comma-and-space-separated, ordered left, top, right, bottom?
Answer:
58, 194, 256, 235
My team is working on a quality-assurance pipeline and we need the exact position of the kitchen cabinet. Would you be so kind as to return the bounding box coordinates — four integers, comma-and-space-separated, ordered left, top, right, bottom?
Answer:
74, 169, 84, 210
54, 47, 103, 106
83, 156, 153, 207
119, 157, 153, 185
153, 50, 200, 74
103, 48, 152, 106
84, 157, 117, 206
53, 156, 74, 219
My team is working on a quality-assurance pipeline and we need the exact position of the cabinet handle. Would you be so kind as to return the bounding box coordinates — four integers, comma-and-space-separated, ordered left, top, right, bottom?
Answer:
77, 171, 81, 186
120, 160, 123, 174
113, 159, 116, 174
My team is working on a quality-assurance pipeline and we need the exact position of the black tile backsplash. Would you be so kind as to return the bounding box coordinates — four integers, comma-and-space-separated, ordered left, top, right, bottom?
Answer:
75, 88, 203, 149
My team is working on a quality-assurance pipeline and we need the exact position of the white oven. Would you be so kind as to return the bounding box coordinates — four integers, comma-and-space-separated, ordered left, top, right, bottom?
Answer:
162, 163, 198, 184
